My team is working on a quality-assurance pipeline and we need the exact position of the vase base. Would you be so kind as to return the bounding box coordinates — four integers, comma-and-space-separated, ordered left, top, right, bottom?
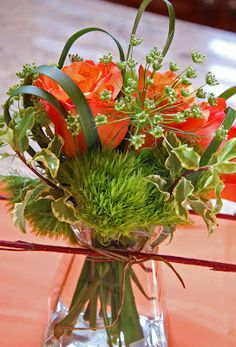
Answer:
45, 301, 167, 347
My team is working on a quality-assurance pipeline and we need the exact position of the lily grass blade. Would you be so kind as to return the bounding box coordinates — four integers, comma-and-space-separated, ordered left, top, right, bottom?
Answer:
126, 0, 152, 60
219, 86, 236, 101
161, 0, 175, 59
200, 107, 236, 166
4, 85, 69, 158
4, 85, 68, 125
33, 65, 101, 151
58, 27, 125, 69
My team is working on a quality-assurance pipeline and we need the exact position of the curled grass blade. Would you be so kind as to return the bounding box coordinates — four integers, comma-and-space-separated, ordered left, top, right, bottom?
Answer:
126, 0, 175, 61
4, 85, 69, 157
219, 86, 236, 101
33, 65, 101, 151
161, 0, 175, 59
126, 0, 152, 60
58, 27, 125, 69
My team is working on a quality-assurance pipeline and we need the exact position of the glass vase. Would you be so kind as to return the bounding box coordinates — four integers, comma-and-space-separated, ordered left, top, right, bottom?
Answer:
45, 254, 168, 347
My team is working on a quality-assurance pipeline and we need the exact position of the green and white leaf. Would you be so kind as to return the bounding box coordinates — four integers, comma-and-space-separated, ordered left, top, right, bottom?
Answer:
188, 196, 216, 233
213, 162, 236, 174
216, 138, 236, 163
172, 177, 194, 221
165, 153, 182, 179
48, 135, 64, 157
202, 168, 220, 190
212, 181, 224, 214
13, 107, 35, 152
147, 175, 170, 201
37, 187, 64, 202
163, 132, 181, 153
172, 145, 200, 170
12, 189, 35, 233
14, 107, 35, 140
0, 128, 14, 148
52, 196, 78, 224
32, 149, 60, 178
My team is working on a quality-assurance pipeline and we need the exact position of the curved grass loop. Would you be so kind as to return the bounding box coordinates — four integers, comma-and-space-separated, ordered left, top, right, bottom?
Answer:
58, 27, 125, 69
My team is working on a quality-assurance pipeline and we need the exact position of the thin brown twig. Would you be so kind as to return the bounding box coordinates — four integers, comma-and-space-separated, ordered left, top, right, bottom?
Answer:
16, 151, 63, 193
0, 195, 9, 201
0, 240, 236, 273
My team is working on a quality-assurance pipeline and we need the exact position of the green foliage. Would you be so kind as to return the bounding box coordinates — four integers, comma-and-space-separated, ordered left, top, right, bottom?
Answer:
213, 162, 236, 174
32, 148, 60, 178
1, 0, 236, 248
0, 175, 39, 204
12, 189, 35, 233
216, 138, 236, 163
24, 197, 77, 243
188, 196, 216, 233
172, 145, 200, 170
52, 196, 78, 224
200, 107, 236, 167
1, 175, 77, 243
138, 146, 172, 184
57, 150, 181, 245
12, 107, 35, 152
0, 128, 14, 148
172, 177, 194, 222
163, 133, 183, 179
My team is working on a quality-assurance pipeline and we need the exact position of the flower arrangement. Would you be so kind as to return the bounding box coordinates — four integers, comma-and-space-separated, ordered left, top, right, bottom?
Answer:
1, 0, 236, 346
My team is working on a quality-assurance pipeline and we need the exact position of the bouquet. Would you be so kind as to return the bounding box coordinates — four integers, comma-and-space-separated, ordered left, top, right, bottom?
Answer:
1, 0, 236, 346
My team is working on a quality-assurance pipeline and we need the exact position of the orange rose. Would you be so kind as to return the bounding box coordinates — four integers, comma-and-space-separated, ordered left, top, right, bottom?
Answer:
35, 60, 128, 156
138, 66, 201, 147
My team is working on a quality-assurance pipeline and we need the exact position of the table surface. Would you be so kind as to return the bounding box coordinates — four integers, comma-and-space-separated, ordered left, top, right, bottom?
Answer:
1, 1, 236, 346
0, 201, 236, 347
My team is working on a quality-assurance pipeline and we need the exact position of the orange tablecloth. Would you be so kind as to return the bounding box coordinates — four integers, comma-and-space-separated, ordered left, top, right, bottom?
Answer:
0, 200, 236, 347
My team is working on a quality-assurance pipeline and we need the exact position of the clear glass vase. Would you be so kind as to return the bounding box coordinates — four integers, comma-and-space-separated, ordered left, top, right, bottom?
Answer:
44, 254, 167, 347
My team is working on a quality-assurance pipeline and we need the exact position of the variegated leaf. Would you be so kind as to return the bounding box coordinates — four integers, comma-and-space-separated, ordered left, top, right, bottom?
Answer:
214, 162, 236, 174
163, 132, 181, 153
172, 177, 194, 221
33, 149, 60, 178
147, 175, 170, 201
52, 196, 78, 224
12, 189, 34, 233
13, 107, 35, 152
217, 138, 236, 163
165, 153, 182, 179
172, 145, 200, 170
48, 135, 64, 157
188, 196, 216, 233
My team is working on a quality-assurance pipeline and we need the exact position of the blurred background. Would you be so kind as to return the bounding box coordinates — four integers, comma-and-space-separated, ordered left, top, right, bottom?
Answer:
106, 0, 236, 32
1, 0, 236, 104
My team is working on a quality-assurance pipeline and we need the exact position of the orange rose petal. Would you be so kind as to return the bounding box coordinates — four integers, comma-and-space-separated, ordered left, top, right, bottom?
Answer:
87, 98, 129, 148
41, 100, 76, 157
